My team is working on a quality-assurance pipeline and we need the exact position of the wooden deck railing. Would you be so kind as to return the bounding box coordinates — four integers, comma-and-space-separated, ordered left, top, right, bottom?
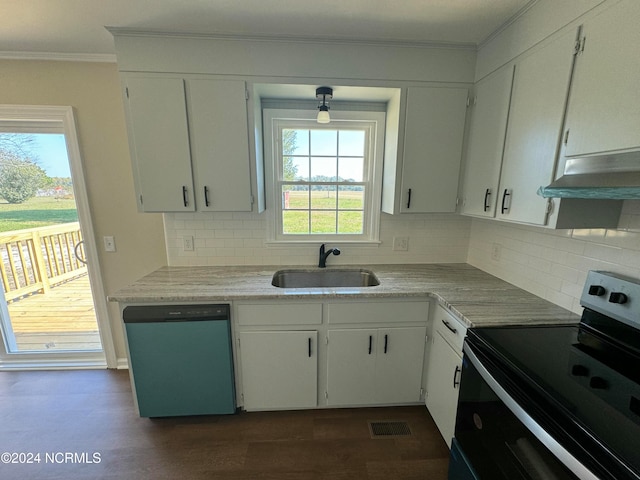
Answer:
0, 222, 87, 302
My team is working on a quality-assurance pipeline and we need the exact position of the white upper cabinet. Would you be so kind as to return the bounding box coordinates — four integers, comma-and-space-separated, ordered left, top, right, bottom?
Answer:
124, 76, 195, 212
399, 87, 469, 213
497, 29, 576, 225
564, 0, 640, 157
123, 75, 252, 212
187, 79, 252, 212
460, 66, 514, 218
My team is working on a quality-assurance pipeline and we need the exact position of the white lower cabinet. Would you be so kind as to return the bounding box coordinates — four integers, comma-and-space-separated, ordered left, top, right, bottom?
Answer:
239, 330, 318, 410
425, 331, 462, 448
236, 299, 429, 411
326, 326, 427, 406
425, 305, 467, 448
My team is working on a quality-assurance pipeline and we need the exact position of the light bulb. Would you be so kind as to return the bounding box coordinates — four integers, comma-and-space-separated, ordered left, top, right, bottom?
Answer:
317, 107, 330, 124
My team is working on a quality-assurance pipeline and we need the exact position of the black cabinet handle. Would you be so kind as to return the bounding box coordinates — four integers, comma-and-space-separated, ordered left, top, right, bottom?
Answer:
442, 319, 457, 334
368, 335, 373, 355
501, 188, 510, 214
590, 376, 608, 390
407, 188, 412, 209
453, 365, 461, 388
483, 188, 491, 212
384, 334, 388, 354
308, 338, 312, 358
204, 186, 210, 207
182, 186, 189, 207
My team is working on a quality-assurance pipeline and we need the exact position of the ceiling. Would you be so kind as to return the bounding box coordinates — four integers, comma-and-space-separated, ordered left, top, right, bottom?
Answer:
0, 0, 533, 59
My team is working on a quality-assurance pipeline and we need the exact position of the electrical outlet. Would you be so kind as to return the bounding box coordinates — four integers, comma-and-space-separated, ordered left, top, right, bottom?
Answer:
103, 236, 116, 252
393, 236, 409, 251
183, 236, 194, 252
491, 243, 502, 261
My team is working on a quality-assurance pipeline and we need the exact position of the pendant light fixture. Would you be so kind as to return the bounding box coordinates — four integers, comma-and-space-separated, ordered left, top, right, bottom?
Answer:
316, 87, 333, 124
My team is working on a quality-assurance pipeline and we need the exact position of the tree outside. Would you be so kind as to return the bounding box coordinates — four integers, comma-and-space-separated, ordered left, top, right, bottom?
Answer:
0, 133, 77, 232
0, 134, 49, 204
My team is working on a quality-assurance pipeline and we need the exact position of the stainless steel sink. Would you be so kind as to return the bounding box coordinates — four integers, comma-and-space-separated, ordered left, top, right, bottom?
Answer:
271, 269, 380, 288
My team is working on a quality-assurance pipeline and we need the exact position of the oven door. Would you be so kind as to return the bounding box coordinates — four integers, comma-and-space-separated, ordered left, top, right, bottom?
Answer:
450, 341, 597, 480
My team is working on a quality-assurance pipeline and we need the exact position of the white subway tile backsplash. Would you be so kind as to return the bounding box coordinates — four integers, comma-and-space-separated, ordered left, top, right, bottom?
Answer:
164, 211, 471, 267
468, 217, 640, 314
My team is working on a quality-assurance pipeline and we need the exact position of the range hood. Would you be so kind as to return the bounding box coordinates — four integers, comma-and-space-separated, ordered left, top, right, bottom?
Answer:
538, 151, 640, 199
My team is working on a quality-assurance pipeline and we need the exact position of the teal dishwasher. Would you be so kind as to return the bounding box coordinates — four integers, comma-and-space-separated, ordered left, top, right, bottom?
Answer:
123, 304, 235, 417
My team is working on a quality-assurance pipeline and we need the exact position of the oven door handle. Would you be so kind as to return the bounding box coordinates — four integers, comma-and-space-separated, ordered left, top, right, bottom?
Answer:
463, 342, 600, 480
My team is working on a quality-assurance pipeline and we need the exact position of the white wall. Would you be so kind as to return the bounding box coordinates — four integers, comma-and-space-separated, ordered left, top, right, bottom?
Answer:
165, 212, 471, 266
0, 60, 167, 364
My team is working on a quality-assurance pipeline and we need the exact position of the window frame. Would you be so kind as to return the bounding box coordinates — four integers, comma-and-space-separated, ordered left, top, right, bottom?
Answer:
263, 109, 385, 244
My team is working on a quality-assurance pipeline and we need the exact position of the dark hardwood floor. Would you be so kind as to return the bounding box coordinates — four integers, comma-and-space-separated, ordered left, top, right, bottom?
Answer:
0, 369, 449, 479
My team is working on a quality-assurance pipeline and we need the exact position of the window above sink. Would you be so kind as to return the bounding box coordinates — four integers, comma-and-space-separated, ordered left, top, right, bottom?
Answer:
263, 109, 385, 244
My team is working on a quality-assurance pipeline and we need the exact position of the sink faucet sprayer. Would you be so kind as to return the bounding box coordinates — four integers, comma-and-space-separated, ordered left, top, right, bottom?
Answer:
318, 244, 341, 268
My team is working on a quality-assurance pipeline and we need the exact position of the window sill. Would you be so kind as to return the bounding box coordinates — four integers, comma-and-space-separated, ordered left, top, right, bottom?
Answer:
265, 239, 382, 247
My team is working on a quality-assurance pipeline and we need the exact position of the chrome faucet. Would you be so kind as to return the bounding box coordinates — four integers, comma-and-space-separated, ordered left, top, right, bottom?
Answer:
318, 244, 341, 268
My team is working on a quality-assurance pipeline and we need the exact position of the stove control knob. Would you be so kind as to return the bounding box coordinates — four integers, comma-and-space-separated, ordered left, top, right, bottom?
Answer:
571, 364, 589, 377
609, 292, 628, 304
589, 376, 609, 390
588, 285, 606, 296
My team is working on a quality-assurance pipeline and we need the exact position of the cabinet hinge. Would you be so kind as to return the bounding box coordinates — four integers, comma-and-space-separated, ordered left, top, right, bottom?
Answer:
245, 89, 250, 101
546, 198, 554, 215
563, 129, 570, 146
466, 96, 470, 107
574, 36, 587, 56
325, 391, 328, 400
139, 194, 143, 205
326, 336, 329, 345
420, 387, 425, 399
125, 87, 129, 99
250, 195, 255, 205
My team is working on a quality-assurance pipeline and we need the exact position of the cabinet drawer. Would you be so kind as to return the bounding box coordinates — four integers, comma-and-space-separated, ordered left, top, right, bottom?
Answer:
237, 303, 322, 326
327, 301, 429, 325
433, 304, 467, 352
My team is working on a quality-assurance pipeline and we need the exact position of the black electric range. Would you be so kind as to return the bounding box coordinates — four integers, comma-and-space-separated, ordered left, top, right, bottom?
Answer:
452, 271, 640, 480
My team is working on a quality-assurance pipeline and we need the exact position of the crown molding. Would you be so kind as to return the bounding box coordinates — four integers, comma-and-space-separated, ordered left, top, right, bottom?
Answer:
478, 0, 539, 48
0, 51, 116, 63
106, 27, 478, 51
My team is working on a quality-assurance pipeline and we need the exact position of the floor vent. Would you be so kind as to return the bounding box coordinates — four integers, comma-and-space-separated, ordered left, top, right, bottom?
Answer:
368, 421, 411, 438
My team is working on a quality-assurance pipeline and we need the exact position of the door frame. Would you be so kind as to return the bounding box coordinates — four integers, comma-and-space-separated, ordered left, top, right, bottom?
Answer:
0, 105, 115, 369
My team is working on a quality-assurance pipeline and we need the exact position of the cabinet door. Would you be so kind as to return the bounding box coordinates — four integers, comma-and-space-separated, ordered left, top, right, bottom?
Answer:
375, 326, 427, 404
460, 66, 514, 218
497, 29, 576, 225
124, 76, 195, 212
425, 331, 463, 448
565, 1, 640, 156
187, 79, 252, 211
401, 87, 468, 213
239, 331, 317, 410
326, 329, 377, 406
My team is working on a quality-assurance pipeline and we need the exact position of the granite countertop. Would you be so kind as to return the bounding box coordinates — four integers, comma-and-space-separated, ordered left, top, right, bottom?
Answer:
109, 263, 580, 328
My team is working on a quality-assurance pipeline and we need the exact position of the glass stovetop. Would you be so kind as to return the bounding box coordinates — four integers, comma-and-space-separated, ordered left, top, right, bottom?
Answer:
467, 322, 640, 479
